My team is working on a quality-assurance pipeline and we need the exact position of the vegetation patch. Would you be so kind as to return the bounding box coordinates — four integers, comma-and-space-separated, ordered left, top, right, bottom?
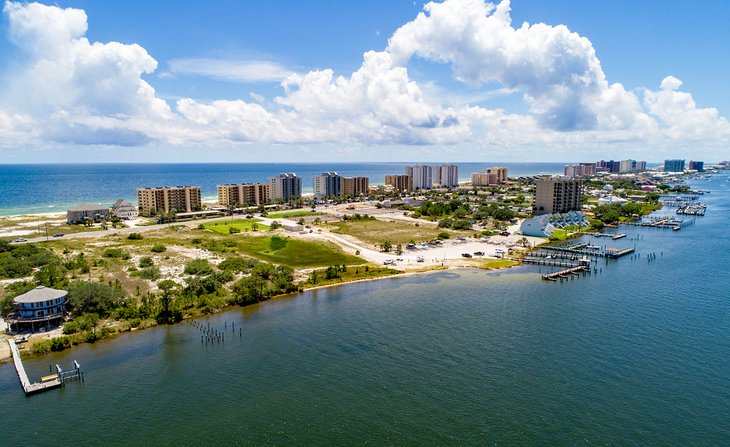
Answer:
267, 210, 318, 219
301, 265, 399, 288
237, 235, 364, 268
479, 259, 520, 269
328, 219, 473, 247
204, 218, 266, 234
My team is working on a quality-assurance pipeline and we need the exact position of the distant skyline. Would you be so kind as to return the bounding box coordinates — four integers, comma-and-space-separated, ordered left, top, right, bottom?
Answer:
0, 0, 728, 163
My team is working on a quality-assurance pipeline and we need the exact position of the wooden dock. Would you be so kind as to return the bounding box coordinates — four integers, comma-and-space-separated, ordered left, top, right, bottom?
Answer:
8, 340, 82, 396
542, 265, 589, 281
8, 340, 61, 395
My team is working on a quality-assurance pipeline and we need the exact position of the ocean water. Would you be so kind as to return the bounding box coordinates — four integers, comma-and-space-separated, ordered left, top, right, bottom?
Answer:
0, 172, 728, 445
0, 162, 565, 216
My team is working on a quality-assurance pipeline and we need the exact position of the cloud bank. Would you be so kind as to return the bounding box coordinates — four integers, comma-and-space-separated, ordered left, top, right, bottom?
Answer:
0, 0, 728, 158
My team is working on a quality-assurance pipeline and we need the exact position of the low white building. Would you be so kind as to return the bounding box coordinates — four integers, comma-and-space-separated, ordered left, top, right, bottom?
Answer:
597, 195, 628, 206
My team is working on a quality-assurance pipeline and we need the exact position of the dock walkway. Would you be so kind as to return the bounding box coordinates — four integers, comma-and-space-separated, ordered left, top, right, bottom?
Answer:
542, 265, 589, 281
8, 340, 62, 395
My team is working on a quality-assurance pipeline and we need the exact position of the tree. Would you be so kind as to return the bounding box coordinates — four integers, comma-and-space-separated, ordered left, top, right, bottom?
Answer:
67, 281, 126, 317
157, 280, 179, 323
382, 240, 392, 252
270, 220, 281, 230
34, 264, 68, 288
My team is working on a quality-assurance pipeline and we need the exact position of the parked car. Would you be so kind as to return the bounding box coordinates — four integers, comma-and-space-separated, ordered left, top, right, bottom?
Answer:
53, 233, 64, 237
13, 238, 27, 243
500, 231, 510, 236
416, 256, 425, 262
473, 251, 484, 256
461, 253, 473, 258
383, 259, 395, 265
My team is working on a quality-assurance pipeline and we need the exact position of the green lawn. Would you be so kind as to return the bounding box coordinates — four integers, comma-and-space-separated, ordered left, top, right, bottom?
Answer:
237, 235, 364, 268
480, 259, 519, 269
267, 210, 319, 219
204, 218, 266, 234
300, 266, 400, 288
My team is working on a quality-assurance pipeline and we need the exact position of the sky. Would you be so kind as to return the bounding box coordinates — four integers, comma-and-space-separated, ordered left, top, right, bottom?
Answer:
0, 0, 729, 163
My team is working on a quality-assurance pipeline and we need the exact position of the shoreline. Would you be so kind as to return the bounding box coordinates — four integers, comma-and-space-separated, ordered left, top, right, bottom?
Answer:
0, 263, 518, 363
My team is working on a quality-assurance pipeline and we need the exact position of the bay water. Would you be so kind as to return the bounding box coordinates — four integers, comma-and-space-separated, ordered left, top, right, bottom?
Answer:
0, 172, 728, 445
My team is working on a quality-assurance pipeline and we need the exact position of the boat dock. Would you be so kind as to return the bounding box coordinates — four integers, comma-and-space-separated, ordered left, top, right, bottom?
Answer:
8, 340, 82, 396
542, 265, 589, 281
623, 216, 696, 230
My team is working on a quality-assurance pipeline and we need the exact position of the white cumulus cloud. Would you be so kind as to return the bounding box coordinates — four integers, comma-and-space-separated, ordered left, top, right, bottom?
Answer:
0, 0, 728, 158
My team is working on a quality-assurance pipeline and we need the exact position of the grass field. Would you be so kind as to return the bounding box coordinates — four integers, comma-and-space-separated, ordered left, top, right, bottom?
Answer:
237, 235, 364, 268
267, 210, 319, 219
479, 259, 519, 269
300, 265, 400, 288
328, 219, 475, 247
204, 218, 266, 234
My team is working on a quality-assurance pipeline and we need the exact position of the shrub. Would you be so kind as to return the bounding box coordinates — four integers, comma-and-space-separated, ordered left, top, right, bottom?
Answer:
103, 248, 129, 259
437, 232, 450, 240
228, 226, 241, 234
184, 258, 214, 276
133, 266, 161, 281
127, 232, 143, 240
151, 244, 166, 253
138, 256, 154, 268
51, 336, 71, 352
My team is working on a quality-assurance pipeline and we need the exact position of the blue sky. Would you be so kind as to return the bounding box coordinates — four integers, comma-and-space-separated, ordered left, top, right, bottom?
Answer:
0, 0, 728, 163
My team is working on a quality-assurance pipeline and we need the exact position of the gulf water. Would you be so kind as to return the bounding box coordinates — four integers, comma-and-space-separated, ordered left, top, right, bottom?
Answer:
0, 172, 728, 445
0, 162, 566, 216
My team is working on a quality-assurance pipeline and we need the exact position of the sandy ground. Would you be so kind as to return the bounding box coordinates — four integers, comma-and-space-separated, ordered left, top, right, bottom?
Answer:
257, 215, 543, 270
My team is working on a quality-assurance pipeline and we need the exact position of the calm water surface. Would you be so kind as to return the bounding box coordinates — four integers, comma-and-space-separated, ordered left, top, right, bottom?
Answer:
0, 172, 728, 445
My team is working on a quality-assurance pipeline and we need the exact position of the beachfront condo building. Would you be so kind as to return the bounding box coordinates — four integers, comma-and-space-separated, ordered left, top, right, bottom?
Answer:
434, 164, 459, 187
269, 173, 302, 203
486, 166, 509, 183
564, 164, 595, 178
405, 165, 433, 189
664, 159, 686, 173
533, 177, 583, 216
217, 183, 270, 207
471, 166, 509, 186
340, 176, 369, 197
313, 172, 342, 198
385, 174, 413, 192
137, 186, 202, 216
66, 204, 112, 224
471, 172, 498, 186
688, 160, 704, 172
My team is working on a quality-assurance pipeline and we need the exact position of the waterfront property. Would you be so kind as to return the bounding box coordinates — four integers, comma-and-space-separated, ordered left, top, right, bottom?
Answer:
137, 186, 202, 216
664, 159, 686, 173
217, 183, 270, 207
66, 204, 111, 224
405, 165, 433, 189
5, 286, 68, 333
269, 173, 302, 203
471, 166, 509, 186
340, 176, 369, 197
313, 172, 342, 199
111, 199, 138, 220
384, 174, 413, 192
533, 176, 583, 215
433, 164, 459, 187
519, 211, 589, 237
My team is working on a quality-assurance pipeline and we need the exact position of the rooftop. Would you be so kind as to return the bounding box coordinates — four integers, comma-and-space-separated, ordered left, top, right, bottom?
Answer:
67, 204, 109, 212
13, 286, 68, 304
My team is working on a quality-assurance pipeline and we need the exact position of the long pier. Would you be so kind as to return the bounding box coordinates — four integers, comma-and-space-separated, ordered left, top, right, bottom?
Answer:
542, 265, 589, 281
8, 340, 82, 395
